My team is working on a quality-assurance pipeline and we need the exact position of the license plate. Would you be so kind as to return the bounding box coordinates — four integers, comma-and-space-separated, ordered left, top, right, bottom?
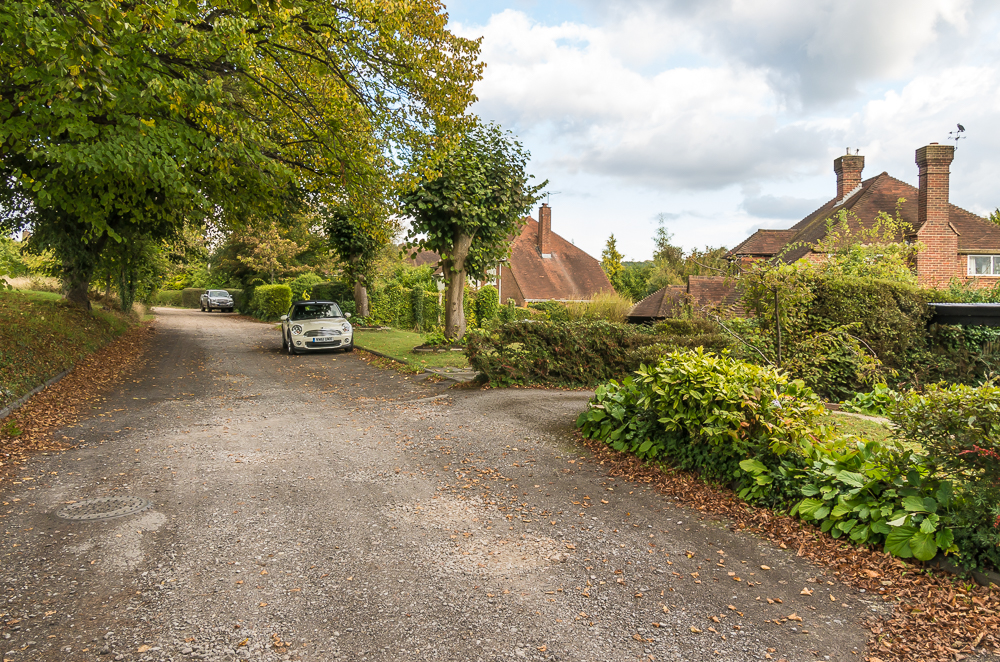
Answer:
312, 337, 338, 343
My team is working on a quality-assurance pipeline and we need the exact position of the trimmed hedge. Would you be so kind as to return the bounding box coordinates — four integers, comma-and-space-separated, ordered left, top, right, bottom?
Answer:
251, 284, 292, 319
466, 319, 733, 386
181, 288, 206, 308
285, 273, 324, 301
154, 290, 183, 307
475, 285, 499, 327
312, 280, 354, 306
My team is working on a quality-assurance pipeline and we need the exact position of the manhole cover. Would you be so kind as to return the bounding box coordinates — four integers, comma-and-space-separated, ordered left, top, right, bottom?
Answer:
56, 496, 152, 521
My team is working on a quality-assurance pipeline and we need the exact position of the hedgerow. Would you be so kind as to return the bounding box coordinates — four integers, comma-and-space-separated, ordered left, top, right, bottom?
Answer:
250, 284, 292, 320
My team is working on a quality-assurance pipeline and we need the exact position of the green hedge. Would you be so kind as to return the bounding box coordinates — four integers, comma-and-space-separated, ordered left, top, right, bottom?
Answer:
154, 290, 183, 307
181, 288, 206, 309
285, 273, 324, 301
312, 280, 353, 305
466, 319, 732, 387
475, 285, 499, 327
251, 284, 292, 320
229, 289, 244, 312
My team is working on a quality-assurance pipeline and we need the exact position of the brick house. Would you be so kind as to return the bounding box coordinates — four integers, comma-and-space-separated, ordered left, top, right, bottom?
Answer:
495, 203, 614, 305
727, 144, 1000, 288
408, 204, 613, 305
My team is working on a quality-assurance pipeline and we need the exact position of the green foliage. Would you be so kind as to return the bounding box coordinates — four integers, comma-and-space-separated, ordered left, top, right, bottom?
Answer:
576, 349, 828, 484
601, 235, 624, 282
527, 301, 570, 322
841, 383, 901, 416
311, 281, 354, 305
813, 200, 922, 284
467, 320, 668, 387
576, 348, 967, 565
0, 237, 28, 279
474, 285, 500, 327
791, 440, 957, 561
154, 290, 183, 307
412, 286, 426, 329
181, 289, 207, 309
284, 273, 325, 302
251, 285, 292, 320
612, 262, 656, 303
402, 120, 546, 339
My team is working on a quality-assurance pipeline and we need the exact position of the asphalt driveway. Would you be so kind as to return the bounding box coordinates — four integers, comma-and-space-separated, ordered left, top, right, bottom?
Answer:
0, 308, 880, 662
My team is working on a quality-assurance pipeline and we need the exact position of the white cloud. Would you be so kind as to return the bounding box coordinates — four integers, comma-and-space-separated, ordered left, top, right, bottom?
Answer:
450, 1, 1000, 259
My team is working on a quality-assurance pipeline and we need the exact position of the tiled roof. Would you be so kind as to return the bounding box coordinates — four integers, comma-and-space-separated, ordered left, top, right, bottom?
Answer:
688, 276, 742, 314
405, 248, 441, 269
726, 229, 798, 258
628, 286, 686, 321
768, 173, 1000, 262
507, 217, 613, 301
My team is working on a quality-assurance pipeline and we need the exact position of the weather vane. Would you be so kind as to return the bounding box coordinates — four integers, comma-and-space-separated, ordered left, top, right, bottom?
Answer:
948, 124, 966, 150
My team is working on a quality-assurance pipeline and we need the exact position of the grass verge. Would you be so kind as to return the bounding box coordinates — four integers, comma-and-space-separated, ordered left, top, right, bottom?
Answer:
0, 290, 136, 410
826, 411, 892, 442
354, 329, 470, 370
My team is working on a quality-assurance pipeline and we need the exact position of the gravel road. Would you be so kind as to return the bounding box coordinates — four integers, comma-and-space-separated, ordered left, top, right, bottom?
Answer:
0, 308, 884, 662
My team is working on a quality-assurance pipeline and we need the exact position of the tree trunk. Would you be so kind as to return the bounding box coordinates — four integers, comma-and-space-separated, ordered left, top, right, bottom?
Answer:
443, 231, 473, 340
61, 234, 108, 311
354, 279, 369, 318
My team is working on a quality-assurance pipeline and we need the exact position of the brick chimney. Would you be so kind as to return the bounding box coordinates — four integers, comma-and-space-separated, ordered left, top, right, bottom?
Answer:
914, 143, 958, 287
834, 152, 864, 200
537, 203, 552, 255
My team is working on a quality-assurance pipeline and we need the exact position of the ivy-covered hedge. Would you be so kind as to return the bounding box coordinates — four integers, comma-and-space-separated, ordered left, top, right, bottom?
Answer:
466, 319, 732, 387
250, 284, 292, 320
578, 348, 999, 572
181, 288, 206, 308
154, 290, 183, 307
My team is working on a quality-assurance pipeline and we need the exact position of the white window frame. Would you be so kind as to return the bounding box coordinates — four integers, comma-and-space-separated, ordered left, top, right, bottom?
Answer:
967, 255, 1000, 276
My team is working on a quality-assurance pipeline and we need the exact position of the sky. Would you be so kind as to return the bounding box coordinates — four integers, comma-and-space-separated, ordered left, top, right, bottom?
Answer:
444, 0, 1000, 262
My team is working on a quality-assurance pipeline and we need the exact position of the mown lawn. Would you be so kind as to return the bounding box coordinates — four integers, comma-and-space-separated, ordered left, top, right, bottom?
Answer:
826, 411, 892, 442
0, 290, 134, 409
353, 329, 470, 370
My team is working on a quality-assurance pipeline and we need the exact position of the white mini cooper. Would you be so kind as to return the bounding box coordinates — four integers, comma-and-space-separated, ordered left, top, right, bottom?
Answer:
280, 301, 353, 355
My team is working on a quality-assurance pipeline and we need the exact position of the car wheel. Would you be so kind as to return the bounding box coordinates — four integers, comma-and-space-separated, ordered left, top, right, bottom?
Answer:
200, 304, 205, 311
343, 342, 354, 353
287, 334, 298, 355
281, 332, 288, 351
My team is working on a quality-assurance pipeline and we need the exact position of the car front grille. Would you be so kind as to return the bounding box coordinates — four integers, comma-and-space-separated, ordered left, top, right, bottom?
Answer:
304, 329, 342, 337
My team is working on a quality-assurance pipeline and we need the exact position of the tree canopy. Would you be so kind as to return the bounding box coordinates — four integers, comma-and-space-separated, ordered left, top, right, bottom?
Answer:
0, 0, 483, 305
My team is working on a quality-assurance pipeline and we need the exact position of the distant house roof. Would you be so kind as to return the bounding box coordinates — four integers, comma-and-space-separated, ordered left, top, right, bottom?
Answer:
405, 248, 441, 270
688, 276, 742, 314
727, 229, 798, 259
627, 286, 686, 323
505, 214, 613, 302
727, 172, 1000, 263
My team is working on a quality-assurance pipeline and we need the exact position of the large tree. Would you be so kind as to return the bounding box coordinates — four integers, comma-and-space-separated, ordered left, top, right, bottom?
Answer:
0, 0, 482, 307
401, 121, 545, 340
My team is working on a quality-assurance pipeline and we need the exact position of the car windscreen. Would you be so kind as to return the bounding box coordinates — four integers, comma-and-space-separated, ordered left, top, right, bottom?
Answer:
290, 304, 343, 321
208, 290, 230, 297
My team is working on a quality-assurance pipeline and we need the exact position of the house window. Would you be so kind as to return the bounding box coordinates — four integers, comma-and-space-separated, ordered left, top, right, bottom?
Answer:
968, 255, 1000, 276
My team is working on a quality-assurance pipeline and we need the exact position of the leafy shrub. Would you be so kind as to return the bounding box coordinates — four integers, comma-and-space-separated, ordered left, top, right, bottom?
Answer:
154, 290, 183, 307
499, 300, 542, 323
251, 284, 292, 320
181, 288, 206, 309
577, 348, 965, 565
528, 300, 569, 322
475, 284, 499, 327
789, 440, 957, 560
890, 382, 1000, 571
284, 273, 324, 301
466, 320, 663, 387
412, 286, 425, 328
841, 383, 900, 416
228, 289, 244, 312
577, 349, 827, 485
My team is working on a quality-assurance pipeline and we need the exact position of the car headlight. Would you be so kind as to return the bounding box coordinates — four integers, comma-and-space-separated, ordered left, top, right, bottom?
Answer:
342, 322, 352, 332
291, 324, 303, 335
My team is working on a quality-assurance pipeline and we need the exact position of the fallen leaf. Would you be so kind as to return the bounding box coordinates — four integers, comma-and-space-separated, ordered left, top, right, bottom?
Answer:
787, 613, 802, 622
137, 646, 151, 653
690, 627, 702, 633
760, 565, 771, 570
800, 588, 813, 596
